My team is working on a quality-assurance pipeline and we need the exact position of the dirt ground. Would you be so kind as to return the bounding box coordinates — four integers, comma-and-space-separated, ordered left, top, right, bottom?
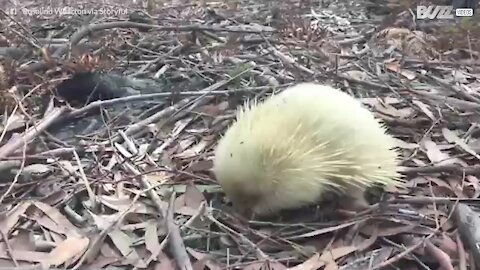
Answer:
0, 0, 479, 269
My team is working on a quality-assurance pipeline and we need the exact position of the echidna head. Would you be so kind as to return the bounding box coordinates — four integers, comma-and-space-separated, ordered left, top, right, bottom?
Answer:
213, 151, 271, 210
213, 128, 277, 215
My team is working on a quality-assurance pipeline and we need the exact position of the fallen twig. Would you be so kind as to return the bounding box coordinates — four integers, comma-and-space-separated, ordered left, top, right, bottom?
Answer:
453, 203, 480, 267
0, 106, 69, 159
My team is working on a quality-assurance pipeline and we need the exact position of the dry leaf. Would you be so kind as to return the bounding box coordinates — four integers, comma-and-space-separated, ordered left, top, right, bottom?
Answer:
0, 201, 32, 234
36, 215, 68, 235
343, 71, 369, 81
187, 248, 222, 270
174, 183, 207, 216
465, 175, 480, 198
0, 250, 48, 262
385, 62, 417, 80
412, 100, 435, 120
434, 234, 458, 257
99, 195, 154, 214
175, 139, 209, 159
108, 229, 141, 264
21, 164, 52, 176
90, 212, 123, 231
145, 221, 160, 255
193, 258, 208, 270
269, 261, 288, 270
42, 236, 89, 267
155, 253, 176, 270
199, 102, 229, 116
324, 262, 338, 270
245, 261, 287, 270
33, 201, 79, 236
145, 172, 171, 184
10, 230, 35, 251
288, 246, 356, 270
188, 160, 213, 172
369, 99, 414, 118
421, 139, 451, 165
0, 113, 26, 133
373, 28, 437, 59
288, 253, 323, 270
426, 176, 452, 190
243, 262, 264, 270
442, 128, 480, 160
377, 225, 417, 237
320, 246, 357, 263
185, 183, 206, 209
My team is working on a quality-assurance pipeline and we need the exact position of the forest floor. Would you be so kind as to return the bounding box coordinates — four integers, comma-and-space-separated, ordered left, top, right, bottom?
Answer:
0, 0, 480, 269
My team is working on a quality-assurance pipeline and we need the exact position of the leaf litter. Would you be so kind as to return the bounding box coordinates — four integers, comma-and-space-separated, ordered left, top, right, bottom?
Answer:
0, 0, 479, 269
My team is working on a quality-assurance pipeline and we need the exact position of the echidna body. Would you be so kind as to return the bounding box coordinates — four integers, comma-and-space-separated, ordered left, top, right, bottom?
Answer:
213, 83, 401, 216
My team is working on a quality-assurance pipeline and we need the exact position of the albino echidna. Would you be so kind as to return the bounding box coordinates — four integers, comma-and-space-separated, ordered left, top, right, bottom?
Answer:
213, 83, 401, 216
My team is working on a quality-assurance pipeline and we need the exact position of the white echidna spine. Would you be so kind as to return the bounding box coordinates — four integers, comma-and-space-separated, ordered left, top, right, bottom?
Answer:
213, 83, 401, 215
